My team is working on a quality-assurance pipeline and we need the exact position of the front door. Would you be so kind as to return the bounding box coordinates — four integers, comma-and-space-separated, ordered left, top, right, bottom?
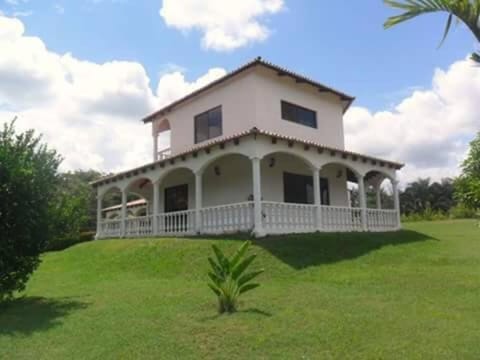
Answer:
283, 172, 330, 205
164, 184, 188, 212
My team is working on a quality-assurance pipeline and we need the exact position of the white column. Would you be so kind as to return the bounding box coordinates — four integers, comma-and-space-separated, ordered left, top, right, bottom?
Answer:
153, 133, 158, 162
312, 167, 322, 231
195, 171, 203, 234
120, 188, 127, 238
95, 192, 102, 239
153, 181, 160, 236
358, 175, 367, 231
376, 185, 382, 209
393, 179, 401, 230
251, 157, 264, 237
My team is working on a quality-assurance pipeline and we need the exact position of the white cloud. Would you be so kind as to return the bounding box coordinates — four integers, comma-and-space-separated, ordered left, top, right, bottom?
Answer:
344, 58, 480, 186
159, 0, 285, 51
0, 15, 226, 172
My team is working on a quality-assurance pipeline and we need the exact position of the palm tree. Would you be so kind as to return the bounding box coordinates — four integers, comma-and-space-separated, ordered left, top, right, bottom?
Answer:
384, 0, 480, 63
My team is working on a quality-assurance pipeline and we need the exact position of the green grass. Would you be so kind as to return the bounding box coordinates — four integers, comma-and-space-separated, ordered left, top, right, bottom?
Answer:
1, 220, 479, 359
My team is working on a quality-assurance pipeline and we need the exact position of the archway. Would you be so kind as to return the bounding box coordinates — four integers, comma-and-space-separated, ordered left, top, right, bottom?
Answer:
260, 151, 315, 204
320, 162, 362, 208
201, 153, 252, 207
364, 170, 395, 210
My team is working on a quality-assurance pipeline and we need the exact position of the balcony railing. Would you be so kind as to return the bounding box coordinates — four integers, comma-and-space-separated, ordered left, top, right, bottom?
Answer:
97, 202, 400, 239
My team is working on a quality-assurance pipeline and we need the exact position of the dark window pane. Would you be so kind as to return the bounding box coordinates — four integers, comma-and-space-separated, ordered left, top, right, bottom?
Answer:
298, 107, 316, 127
281, 101, 317, 128
208, 107, 222, 138
283, 172, 313, 204
320, 178, 330, 205
194, 106, 222, 143
195, 113, 209, 143
281, 102, 295, 122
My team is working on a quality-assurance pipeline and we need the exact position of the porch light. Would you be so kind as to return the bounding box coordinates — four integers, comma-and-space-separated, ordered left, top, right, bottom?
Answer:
269, 157, 276, 168
214, 166, 221, 176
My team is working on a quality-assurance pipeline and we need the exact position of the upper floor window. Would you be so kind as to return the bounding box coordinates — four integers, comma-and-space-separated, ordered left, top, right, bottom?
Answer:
194, 106, 222, 143
281, 101, 317, 128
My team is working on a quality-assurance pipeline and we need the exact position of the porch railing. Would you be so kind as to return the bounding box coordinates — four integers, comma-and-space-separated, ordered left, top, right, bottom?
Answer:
98, 202, 400, 238
157, 209, 196, 236
262, 201, 317, 233
366, 209, 398, 231
100, 219, 122, 238
125, 215, 153, 237
200, 202, 254, 234
321, 205, 363, 232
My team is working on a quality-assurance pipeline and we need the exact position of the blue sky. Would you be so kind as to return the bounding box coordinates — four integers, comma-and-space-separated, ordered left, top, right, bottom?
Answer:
0, 0, 478, 184
5, 0, 474, 110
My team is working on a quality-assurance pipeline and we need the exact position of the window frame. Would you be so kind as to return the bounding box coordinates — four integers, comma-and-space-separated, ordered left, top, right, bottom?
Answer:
194, 105, 223, 144
280, 100, 317, 129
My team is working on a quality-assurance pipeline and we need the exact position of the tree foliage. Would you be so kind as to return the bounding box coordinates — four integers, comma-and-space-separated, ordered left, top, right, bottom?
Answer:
46, 170, 103, 251
455, 132, 480, 209
384, 0, 480, 63
207, 241, 264, 314
400, 178, 456, 214
0, 121, 61, 301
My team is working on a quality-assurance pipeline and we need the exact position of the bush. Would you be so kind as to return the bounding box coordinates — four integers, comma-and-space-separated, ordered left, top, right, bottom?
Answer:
401, 208, 449, 222
45, 231, 96, 252
0, 121, 61, 302
449, 204, 479, 219
207, 241, 264, 314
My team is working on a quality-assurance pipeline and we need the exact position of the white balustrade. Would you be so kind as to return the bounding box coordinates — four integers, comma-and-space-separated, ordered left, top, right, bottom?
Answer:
262, 201, 317, 234
200, 202, 254, 234
157, 210, 196, 236
100, 219, 122, 238
97, 202, 400, 239
321, 205, 363, 232
366, 209, 398, 231
157, 148, 171, 160
125, 215, 153, 238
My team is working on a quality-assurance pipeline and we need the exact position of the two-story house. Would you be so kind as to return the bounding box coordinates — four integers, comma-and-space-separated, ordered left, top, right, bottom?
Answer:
92, 58, 404, 238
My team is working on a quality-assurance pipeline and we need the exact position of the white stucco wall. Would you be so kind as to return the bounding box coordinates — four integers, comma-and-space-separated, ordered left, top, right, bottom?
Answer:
153, 70, 257, 155
151, 66, 346, 157
252, 67, 345, 149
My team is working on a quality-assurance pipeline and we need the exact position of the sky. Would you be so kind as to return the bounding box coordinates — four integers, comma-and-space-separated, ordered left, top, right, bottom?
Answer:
0, 0, 479, 186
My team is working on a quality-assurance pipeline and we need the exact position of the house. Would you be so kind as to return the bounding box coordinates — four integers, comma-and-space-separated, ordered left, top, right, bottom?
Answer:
92, 57, 403, 239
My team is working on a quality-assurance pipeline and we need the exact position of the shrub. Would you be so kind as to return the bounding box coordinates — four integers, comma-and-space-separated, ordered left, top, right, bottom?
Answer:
449, 204, 479, 219
0, 121, 61, 302
45, 231, 96, 252
207, 241, 264, 314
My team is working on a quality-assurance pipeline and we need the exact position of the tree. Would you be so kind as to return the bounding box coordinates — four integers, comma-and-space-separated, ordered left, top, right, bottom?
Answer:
46, 170, 105, 251
400, 178, 456, 214
384, 0, 480, 63
0, 121, 61, 302
455, 132, 480, 209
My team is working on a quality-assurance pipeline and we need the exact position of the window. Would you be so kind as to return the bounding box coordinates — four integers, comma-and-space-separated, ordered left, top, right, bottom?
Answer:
281, 101, 317, 128
194, 106, 222, 143
283, 172, 330, 205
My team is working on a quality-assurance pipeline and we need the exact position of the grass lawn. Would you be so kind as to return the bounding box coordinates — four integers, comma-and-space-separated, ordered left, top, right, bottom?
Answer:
1, 220, 479, 359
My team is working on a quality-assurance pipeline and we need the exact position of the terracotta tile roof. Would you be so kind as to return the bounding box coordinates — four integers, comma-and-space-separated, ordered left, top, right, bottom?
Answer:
102, 199, 147, 212
142, 57, 355, 123
90, 127, 404, 187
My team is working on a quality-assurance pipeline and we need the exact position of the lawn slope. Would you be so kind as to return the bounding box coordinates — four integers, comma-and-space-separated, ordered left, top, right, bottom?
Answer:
1, 220, 479, 359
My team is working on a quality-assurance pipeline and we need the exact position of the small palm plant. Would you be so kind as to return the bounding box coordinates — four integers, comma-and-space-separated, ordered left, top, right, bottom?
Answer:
207, 241, 264, 314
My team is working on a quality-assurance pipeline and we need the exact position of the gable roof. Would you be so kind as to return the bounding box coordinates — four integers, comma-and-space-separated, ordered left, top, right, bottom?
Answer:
142, 57, 355, 124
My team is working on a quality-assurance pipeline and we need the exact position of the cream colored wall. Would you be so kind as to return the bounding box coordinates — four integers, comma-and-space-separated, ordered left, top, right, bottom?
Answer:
153, 70, 257, 155
202, 154, 252, 207
252, 67, 345, 149
151, 67, 346, 156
